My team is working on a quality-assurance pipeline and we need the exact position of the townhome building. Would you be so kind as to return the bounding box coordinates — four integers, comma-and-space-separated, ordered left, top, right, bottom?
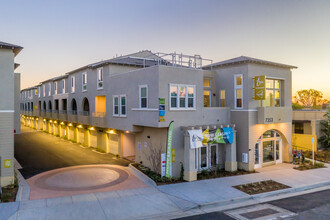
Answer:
0, 41, 23, 187
21, 51, 296, 181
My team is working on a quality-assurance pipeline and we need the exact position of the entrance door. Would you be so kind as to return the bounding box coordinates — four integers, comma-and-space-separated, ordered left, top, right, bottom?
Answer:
276, 139, 282, 163
210, 144, 218, 167
203, 90, 211, 107
254, 142, 262, 169
199, 146, 208, 170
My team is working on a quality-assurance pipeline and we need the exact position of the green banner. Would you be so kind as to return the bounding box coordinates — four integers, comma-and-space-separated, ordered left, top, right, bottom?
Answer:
165, 121, 174, 178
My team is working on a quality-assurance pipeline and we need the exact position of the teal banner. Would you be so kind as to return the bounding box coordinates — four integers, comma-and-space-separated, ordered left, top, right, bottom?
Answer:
165, 121, 174, 178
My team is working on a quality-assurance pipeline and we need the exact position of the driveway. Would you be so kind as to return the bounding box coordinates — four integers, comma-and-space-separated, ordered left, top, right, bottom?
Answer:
15, 126, 130, 179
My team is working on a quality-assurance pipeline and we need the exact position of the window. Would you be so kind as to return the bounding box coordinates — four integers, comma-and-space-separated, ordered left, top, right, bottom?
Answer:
264, 79, 281, 107
203, 78, 210, 87
54, 82, 57, 95
82, 72, 87, 91
294, 123, 304, 134
43, 85, 45, 97
97, 68, 103, 89
62, 79, 66, 93
139, 85, 148, 108
113, 96, 119, 116
120, 95, 126, 117
71, 76, 75, 93
38, 87, 40, 97
170, 84, 196, 110
234, 74, 243, 109
48, 83, 51, 96
220, 90, 225, 107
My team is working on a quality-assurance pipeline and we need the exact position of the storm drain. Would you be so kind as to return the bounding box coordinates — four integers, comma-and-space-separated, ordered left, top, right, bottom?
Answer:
225, 204, 297, 220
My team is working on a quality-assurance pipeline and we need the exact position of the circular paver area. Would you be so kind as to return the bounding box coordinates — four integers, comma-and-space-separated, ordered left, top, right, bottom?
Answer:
33, 165, 129, 191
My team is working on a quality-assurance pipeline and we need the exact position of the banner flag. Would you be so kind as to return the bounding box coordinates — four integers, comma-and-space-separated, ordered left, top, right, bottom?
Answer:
165, 121, 174, 178
188, 129, 203, 149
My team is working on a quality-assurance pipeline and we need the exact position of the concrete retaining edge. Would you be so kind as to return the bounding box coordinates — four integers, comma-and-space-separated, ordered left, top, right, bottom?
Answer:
129, 164, 157, 188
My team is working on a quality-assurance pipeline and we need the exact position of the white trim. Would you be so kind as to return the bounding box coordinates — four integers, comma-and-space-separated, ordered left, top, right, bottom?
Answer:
131, 108, 158, 111
54, 81, 57, 95
71, 76, 75, 93
234, 74, 243, 109
169, 84, 196, 110
139, 85, 148, 109
62, 79, 66, 94
82, 72, 87, 92
0, 110, 14, 112
113, 95, 119, 116
120, 94, 127, 117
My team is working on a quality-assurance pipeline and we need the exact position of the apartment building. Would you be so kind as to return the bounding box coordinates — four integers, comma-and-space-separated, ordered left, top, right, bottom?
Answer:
21, 51, 296, 181
0, 41, 23, 187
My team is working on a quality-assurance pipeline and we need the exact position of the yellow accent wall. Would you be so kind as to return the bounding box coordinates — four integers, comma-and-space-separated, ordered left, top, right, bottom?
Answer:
95, 96, 106, 113
292, 134, 317, 151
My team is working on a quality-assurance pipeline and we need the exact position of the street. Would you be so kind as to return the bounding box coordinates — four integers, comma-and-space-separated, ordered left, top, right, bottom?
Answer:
175, 189, 330, 220
14, 126, 130, 179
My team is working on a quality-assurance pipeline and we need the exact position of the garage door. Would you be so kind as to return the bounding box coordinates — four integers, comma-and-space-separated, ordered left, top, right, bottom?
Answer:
78, 128, 85, 145
90, 130, 98, 148
108, 134, 119, 155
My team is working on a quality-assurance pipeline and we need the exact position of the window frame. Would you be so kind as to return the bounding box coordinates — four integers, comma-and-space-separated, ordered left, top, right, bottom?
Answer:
62, 79, 66, 94
113, 95, 119, 116
220, 89, 226, 107
48, 83, 51, 96
139, 85, 148, 109
234, 74, 243, 109
263, 78, 281, 107
97, 67, 104, 90
82, 72, 87, 92
43, 85, 45, 97
54, 82, 57, 95
120, 95, 127, 117
169, 84, 196, 110
71, 76, 75, 93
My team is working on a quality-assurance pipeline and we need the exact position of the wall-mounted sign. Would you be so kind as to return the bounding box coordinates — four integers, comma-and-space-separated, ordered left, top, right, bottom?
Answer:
265, 118, 273, 123
253, 76, 266, 100
159, 98, 165, 122
242, 153, 248, 163
4, 159, 11, 168
188, 127, 234, 149
172, 148, 176, 163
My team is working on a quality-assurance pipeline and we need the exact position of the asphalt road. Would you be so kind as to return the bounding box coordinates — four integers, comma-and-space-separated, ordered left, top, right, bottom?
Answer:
15, 126, 130, 179
175, 189, 330, 220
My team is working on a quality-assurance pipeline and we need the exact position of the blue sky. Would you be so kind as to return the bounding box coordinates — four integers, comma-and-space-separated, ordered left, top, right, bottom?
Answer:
1, 0, 329, 99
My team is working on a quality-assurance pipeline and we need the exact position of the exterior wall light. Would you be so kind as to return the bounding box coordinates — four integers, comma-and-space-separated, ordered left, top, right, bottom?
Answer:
60, 122, 64, 125
43, 119, 46, 122
54, 121, 57, 124
49, 120, 53, 123
107, 130, 115, 134
89, 127, 95, 130
77, 125, 83, 128
68, 123, 73, 127
125, 131, 130, 133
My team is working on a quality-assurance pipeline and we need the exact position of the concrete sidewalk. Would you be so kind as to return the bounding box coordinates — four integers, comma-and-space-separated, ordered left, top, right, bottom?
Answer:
1, 163, 330, 220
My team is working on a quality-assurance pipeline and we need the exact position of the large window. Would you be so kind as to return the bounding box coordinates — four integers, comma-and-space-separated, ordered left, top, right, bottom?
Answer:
234, 74, 243, 109
170, 84, 195, 110
264, 79, 281, 107
220, 90, 225, 107
48, 83, 51, 96
54, 82, 57, 95
294, 123, 304, 134
43, 85, 45, 97
113, 96, 119, 116
139, 85, 148, 108
82, 72, 87, 92
62, 79, 66, 94
97, 68, 103, 89
71, 76, 75, 93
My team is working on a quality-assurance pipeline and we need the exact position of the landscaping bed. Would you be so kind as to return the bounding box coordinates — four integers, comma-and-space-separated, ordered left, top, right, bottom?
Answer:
197, 168, 256, 180
233, 180, 290, 195
1, 184, 18, 203
294, 159, 325, 171
302, 149, 330, 163
131, 163, 186, 185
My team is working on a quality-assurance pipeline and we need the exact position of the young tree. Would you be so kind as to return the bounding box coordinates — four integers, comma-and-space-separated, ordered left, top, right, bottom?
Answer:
294, 89, 325, 109
318, 108, 330, 149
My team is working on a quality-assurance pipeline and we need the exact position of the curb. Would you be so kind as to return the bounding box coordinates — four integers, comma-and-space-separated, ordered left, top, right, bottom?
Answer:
128, 164, 157, 188
15, 167, 30, 202
197, 181, 330, 210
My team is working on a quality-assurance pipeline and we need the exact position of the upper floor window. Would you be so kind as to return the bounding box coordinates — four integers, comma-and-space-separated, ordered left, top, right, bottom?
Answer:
113, 96, 119, 116
38, 87, 40, 97
82, 72, 87, 92
97, 68, 103, 89
170, 84, 195, 110
62, 79, 66, 94
120, 95, 126, 117
139, 85, 148, 108
234, 75, 243, 109
35, 88, 38, 95
220, 90, 225, 107
71, 76, 75, 93
264, 79, 281, 107
43, 85, 45, 97
54, 82, 57, 95
203, 78, 210, 87
48, 83, 51, 96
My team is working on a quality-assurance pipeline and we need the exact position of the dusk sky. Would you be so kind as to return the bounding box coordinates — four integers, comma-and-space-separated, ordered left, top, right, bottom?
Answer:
1, 0, 329, 99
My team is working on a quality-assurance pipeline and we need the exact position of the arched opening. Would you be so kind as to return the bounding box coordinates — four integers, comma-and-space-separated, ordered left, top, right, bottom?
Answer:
48, 101, 52, 111
254, 130, 282, 169
28, 102, 30, 111
43, 101, 46, 111
82, 98, 90, 115
71, 99, 77, 115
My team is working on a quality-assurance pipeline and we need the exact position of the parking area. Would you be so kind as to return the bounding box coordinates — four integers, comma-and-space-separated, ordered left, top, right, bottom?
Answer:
15, 126, 130, 179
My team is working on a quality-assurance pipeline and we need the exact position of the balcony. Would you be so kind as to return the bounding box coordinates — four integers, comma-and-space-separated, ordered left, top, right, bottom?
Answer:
92, 112, 107, 128
52, 110, 59, 120
33, 109, 40, 117
257, 107, 292, 124
59, 110, 68, 121
78, 111, 90, 125
46, 110, 52, 119
40, 110, 46, 118
68, 111, 78, 123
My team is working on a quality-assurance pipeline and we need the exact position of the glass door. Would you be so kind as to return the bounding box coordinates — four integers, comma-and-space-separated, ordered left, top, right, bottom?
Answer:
276, 140, 282, 163
254, 142, 262, 169
199, 146, 208, 170
210, 144, 218, 167
203, 90, 211, 107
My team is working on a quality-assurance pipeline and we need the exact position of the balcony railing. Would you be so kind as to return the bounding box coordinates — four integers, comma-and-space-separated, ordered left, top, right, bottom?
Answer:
52, 110, 59, 119
59, 110, 68, 121
92, 112, 106, 128
46, 110, 52, 118
68, 110, 78, 123
78, 111, 90, 125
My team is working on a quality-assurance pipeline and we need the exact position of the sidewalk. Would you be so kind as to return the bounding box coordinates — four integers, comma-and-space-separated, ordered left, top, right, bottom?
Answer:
1, 163, 330, 220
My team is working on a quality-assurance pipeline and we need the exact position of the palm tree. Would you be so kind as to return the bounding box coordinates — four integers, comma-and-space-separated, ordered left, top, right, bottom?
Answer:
318, 108, 330, 149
